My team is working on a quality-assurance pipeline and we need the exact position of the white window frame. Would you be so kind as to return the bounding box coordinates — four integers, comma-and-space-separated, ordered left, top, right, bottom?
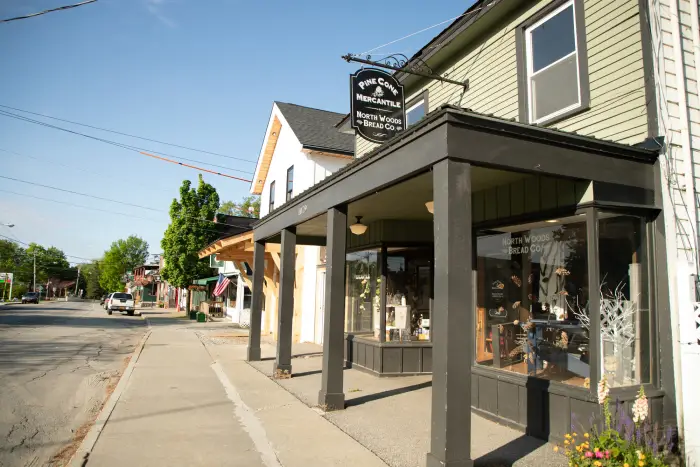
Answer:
406, 99, 426, 127
525, 0, 581, 124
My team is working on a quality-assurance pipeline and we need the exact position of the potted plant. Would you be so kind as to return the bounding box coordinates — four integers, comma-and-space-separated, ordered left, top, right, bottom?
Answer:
554, 376, 675, 466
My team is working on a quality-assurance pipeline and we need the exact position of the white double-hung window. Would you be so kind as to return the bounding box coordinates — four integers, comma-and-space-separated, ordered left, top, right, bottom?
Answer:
524, 0, 586, 124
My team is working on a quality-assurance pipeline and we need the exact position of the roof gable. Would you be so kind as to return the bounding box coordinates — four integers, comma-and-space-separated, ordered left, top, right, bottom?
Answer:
274, 102, 354, 154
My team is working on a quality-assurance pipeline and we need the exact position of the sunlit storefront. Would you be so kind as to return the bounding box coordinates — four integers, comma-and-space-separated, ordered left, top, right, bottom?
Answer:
243, 105, 674, 463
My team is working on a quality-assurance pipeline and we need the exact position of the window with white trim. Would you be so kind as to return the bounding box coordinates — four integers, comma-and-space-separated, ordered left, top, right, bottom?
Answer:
406, 98, 426, 127
525, 0, 583, 124
286, 165, 294, 202
269, 181, 276, 212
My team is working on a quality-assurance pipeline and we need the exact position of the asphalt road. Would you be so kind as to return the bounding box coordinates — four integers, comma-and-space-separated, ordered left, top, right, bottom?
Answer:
0, 300, 147, 467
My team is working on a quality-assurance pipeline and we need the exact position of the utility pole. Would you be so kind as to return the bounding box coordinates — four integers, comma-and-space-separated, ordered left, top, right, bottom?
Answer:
74, 266, 81, 296
33, 252, 36, 293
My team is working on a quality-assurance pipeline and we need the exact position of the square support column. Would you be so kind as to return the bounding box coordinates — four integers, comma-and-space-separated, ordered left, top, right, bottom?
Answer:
274, 227, 296, 377
585, 207, 601, 391
247, 240, 265, 362
427, 159, 474, 467
318, 206, 348, 410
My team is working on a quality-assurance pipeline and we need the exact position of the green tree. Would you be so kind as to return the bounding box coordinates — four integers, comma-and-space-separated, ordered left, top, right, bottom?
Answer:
24, 244, 70, 289
99, 236, 149, 292
218, 195, 260, 218
161, 175, 220, 288
83, 260, 104, 299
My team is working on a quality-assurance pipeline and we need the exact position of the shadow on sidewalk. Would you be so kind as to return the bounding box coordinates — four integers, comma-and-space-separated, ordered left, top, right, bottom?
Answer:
260, 351, 324, 361
345, 380, 432, 407
107, 400, 232, 424
474, 435, 547, 467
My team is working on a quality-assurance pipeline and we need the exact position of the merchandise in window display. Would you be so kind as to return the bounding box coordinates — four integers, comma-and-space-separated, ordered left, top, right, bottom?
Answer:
477, 222, 590, 386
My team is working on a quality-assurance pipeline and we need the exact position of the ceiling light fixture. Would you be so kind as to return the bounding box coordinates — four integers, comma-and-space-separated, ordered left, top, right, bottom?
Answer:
545, 219, 558, 223
425, 201, 434, 214
349, 216, 368, 236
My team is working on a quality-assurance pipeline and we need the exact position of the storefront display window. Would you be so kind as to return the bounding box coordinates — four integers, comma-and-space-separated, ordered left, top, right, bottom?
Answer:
385, 247, 432, 342
345, 249, 381, 334
476, 217, 590, 387
598, 215, 650, 387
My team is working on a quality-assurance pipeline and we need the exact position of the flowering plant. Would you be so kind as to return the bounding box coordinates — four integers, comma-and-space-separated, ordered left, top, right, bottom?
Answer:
555, 377, 674, 467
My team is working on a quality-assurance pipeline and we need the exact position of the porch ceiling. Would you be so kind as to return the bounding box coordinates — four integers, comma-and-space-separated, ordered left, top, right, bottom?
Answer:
294, 168, 529, 237
254, 105, 658, 241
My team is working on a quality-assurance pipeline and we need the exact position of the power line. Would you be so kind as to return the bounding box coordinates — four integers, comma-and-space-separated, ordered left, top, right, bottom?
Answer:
0, 175, 248, 229
0, 103, 256, 164
0, 0, 97, 23
0, 233, 94, 262
0, 188, 164, 224
355, 2, 495, 57
140, 151, 252, 183
0, 174, 162, 213
0, 147, 106, 178
0, 110, 254, 176
0, 188, 246, 239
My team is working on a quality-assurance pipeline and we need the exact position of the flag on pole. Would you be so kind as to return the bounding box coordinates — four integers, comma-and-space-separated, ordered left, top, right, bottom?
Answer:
213, 273, 230, 297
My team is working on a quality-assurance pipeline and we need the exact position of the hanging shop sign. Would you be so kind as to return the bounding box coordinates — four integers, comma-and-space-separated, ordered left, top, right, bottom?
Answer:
350, 68, 405, 144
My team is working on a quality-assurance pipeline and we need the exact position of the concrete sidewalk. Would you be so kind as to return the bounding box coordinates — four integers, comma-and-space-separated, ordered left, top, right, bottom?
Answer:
82, 311, 566, 467
83, 314, 388, 467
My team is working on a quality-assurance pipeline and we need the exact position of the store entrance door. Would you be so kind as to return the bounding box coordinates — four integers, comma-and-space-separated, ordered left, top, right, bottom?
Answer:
314, 269, 326, 345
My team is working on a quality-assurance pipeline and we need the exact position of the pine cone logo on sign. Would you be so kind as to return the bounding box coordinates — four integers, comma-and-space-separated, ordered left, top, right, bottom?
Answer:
350, 68, 406, 144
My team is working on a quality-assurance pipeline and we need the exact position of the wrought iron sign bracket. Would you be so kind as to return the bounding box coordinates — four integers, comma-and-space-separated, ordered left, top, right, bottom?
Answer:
342, 53, 469, 90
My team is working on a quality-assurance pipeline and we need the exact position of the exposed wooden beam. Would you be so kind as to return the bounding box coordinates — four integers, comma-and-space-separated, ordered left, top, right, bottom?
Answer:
252, 116, 282, 195
270, 252, 281, 271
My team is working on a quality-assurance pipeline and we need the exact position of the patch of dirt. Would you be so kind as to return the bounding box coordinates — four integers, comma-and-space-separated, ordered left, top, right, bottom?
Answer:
49, 355, 132, 466
199, 332, 249, 345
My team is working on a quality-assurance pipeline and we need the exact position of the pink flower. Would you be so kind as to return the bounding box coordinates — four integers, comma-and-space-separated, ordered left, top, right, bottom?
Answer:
596, 451, 604, 459
605, 451, 611, 459
585, 452, 594, 458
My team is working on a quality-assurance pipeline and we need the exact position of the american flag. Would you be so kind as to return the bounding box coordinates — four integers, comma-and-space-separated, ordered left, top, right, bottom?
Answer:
213, 273, 230, 297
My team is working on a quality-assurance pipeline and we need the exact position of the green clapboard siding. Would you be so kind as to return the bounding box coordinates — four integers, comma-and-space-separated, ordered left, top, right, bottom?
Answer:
354, 0, 648, 158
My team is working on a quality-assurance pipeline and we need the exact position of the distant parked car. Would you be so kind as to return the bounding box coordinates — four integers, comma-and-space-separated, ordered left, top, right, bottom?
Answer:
100, 294, 109, 306
106, 292, 135, 316
21, 292, 40, 304
103, 293, 114, 310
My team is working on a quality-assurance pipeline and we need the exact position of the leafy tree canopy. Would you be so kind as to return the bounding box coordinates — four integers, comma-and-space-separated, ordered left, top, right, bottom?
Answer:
83, 261, 104, 299
218, 195, 260, 218
161, 174, 220, 288
99, 236, 149, 292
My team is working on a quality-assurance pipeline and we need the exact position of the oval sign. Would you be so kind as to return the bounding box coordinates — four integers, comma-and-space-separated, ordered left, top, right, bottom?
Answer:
350, 68, 405, 144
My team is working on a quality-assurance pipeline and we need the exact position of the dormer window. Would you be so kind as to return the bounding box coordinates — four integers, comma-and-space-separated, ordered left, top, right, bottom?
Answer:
517, 0, 589, 125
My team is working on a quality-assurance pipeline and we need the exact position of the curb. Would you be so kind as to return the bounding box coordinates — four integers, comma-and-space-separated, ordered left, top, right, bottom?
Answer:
68, 328, 152, 467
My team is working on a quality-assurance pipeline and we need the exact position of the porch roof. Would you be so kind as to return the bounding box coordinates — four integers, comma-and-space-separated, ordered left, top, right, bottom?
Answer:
252, 104, 660, 241
198, 231, 254, 259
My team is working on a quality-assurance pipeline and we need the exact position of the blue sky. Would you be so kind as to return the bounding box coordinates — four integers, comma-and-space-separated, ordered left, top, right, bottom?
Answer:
0, 0, 473, 263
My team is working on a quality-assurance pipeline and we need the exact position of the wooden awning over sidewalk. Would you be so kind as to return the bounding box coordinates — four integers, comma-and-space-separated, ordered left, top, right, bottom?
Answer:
198, 231, 281, 332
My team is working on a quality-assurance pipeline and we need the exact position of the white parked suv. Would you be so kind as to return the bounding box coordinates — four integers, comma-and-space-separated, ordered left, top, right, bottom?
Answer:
106, 292, 135, 316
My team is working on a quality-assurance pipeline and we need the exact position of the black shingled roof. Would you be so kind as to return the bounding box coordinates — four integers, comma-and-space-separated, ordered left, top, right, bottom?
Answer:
275, 102, 354, 155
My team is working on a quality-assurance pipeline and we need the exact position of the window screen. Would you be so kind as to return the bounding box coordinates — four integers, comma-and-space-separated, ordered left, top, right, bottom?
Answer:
286, 166, 294, 202
526, 2, 581, 123
406, 100, 426, 127
269, 181, 276, 212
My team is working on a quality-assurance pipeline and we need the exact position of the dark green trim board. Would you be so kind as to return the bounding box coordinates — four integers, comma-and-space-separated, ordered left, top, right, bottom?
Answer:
651, 159, 677, 425
585, 207, 602, 398
274, 228, 296, 375
515, 0, 590, 126
427, 159, 474, 467
254, 107, 658, 241
638, 0, 659, 138
247, 240, 265, 362
318, 206, 348, 410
